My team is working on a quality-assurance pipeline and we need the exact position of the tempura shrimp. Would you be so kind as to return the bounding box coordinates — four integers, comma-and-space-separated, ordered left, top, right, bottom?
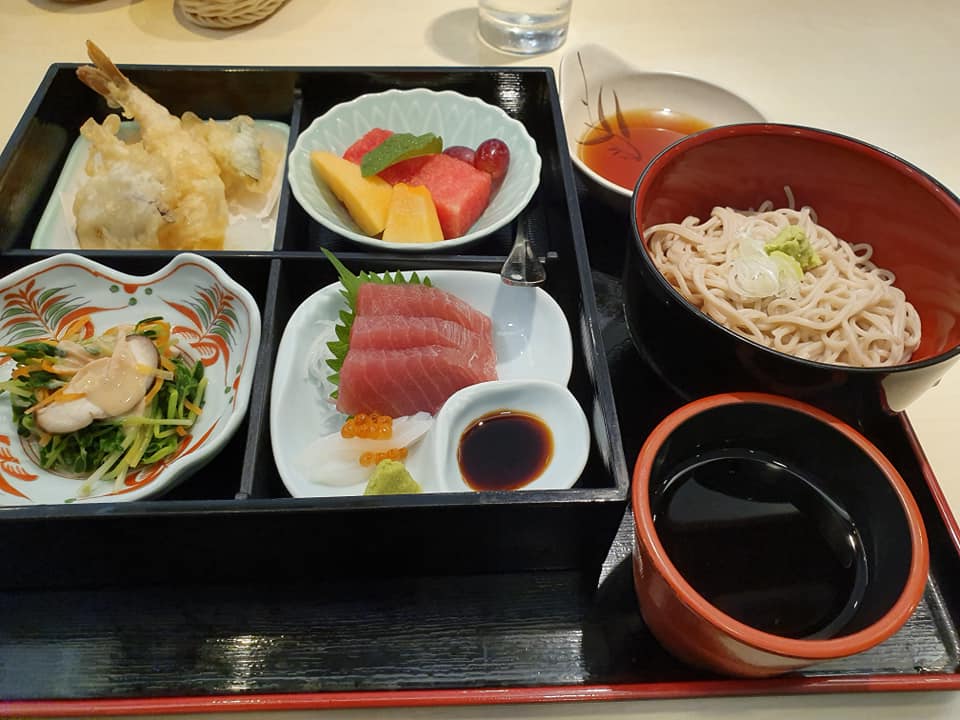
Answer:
75, 41, 228, 250
73, 114, 172, 250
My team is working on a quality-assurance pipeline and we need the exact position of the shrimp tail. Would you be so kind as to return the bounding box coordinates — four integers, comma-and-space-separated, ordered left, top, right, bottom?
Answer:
76, 40, 129, 110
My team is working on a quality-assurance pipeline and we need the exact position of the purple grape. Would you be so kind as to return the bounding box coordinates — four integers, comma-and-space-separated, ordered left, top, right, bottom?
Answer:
443, 145, 476, 166
474, 138, 510, 187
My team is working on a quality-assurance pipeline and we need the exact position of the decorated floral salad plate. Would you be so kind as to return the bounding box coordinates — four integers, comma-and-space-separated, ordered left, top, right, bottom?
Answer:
0, 253, 260, 505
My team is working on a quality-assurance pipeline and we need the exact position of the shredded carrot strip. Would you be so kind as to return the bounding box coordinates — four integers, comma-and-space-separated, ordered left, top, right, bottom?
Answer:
175, 426, 187, 437
143, 375, 164, 404
26, 387, 82, 414
153, 324, 171, 349
13, 361, 74, 378
62, 315, 92, 340
57, 392, 85, 401
23, 386, 66, 415
183, 399, 203, 416
159, 356, 177, 373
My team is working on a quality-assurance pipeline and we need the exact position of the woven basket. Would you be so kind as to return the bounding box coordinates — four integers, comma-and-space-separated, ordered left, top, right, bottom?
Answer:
177, 0, 287, 29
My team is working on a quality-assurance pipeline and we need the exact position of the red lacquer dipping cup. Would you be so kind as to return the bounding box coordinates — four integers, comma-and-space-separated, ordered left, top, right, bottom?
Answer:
631, 393, 929, 677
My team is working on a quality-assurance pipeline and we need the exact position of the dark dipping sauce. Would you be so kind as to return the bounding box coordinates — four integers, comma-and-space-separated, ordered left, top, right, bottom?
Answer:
579, 108, 711, 190
652, 449, 868, 640
458, 410, 553, 491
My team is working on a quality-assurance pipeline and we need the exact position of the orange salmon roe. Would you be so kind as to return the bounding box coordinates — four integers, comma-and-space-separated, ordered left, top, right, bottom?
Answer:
341, 412, 393, 440
359, 447, 408, 467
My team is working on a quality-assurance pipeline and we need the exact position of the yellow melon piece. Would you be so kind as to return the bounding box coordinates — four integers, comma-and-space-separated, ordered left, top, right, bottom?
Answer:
381, 183, 444, 244
310, 151, 393, 236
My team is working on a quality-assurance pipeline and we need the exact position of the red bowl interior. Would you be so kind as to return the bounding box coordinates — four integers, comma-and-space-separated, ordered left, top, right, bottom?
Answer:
633, 124, 960, 363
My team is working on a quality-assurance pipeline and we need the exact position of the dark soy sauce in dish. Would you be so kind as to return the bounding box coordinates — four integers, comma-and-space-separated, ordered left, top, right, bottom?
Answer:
458, 410, 553, 491
652, 448, 868, 639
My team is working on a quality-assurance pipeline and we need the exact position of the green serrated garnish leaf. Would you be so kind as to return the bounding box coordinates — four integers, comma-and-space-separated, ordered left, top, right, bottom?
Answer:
359, 132, 442, 177
320, 248, 432, 397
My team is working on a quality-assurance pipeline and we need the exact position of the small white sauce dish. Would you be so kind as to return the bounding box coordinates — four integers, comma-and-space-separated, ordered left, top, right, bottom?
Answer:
428, 379, 590, 493
558, 44, 765, 209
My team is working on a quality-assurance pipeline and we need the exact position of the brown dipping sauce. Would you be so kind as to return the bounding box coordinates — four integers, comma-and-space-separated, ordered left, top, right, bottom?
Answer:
457, 410, 553, 491
579, 108, 712, 190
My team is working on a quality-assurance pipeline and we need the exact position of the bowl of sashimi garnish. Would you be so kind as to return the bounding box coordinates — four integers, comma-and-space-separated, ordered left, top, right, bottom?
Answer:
287, 87, 541, 251
0, 253, 260, 505
270, 251, 588, 498
31, 40, 289, 252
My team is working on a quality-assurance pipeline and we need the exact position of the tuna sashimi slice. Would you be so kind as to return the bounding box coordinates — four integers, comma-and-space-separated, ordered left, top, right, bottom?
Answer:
350, 315, 496, 377
355, 282, 492, 337
336, 345, 497, 417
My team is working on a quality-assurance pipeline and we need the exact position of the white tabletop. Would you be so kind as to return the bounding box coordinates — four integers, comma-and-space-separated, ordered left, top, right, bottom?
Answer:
2, 1, 959, 718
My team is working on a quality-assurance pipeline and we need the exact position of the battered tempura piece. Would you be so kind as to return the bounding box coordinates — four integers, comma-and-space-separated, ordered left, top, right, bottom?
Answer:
181, 112, 283, 213
75, 41, 228, 250
74, 114, 173, 250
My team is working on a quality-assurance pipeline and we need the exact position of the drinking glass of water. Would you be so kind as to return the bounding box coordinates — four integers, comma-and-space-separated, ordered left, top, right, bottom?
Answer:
477, 0, 572, 55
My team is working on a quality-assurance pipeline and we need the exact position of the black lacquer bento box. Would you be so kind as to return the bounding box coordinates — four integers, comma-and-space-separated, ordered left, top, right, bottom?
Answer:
0, 62, 629, 590
0, 62, 959, 715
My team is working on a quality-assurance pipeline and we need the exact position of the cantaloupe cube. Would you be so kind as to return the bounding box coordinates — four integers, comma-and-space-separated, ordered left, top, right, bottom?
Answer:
310, 151, 393, 236
382, 183, 444, 244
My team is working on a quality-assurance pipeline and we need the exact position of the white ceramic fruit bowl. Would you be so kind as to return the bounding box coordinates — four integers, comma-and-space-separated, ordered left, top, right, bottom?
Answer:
0, 253, 261, 505
287, 88, 542, 252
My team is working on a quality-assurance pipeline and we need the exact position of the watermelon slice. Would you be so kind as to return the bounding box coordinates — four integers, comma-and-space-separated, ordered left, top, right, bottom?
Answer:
343, 128, 393, 164
403, 154, 492, 239
377, 156, 433, 185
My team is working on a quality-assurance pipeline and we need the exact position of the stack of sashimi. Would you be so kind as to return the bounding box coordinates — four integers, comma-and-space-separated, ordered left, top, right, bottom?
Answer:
336, 282, 498, 417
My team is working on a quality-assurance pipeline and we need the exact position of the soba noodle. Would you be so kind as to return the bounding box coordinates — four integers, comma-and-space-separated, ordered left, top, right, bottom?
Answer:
645, 204, 921, 366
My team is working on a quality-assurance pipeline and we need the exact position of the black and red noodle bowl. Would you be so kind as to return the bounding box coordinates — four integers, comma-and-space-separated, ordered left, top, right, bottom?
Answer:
625, 123, 960, 417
